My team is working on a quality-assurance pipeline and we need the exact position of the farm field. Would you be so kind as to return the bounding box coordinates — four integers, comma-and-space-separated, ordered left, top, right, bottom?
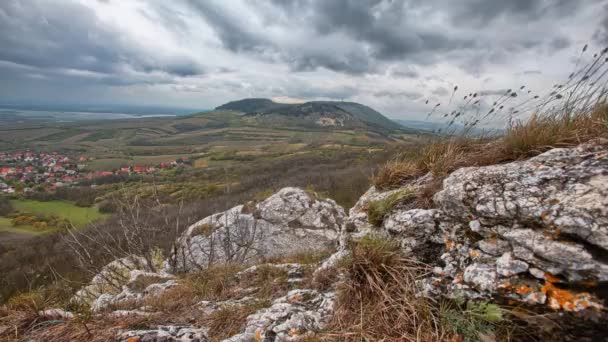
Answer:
10, 199, 107, 228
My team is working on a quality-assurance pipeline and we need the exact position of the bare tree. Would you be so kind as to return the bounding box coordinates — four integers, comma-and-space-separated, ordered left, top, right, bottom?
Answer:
64, 184, 193, 291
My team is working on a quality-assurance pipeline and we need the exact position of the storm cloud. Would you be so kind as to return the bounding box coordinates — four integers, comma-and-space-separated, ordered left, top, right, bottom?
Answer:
0, 0, 606, 120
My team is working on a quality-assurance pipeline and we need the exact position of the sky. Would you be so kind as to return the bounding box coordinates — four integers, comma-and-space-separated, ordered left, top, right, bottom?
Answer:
0, 0, 607, 121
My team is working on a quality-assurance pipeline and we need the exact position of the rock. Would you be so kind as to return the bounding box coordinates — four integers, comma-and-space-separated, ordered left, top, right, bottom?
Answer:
529, 268, 545, 279
464, 263, 497, 292
477, 238, 510, 256
382, 208, 444, 252
38, 308, 74, 319
79, 265, 177, 312
224, 289, 335, 342
73, 256, 152, 306
314, 249, 349, 275
169, 188, 345, 272
495, 252, 528, 277
435, 143, 608, 252
118, 325, 208, 342
423, 143, 608, 309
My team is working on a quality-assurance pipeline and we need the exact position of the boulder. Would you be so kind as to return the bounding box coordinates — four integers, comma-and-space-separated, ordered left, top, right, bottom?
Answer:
169, 188, 345, 272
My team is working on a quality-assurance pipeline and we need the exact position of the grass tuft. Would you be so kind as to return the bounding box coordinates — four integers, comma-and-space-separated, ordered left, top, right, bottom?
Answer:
366, 188, 415, 226
325, 236, 448, 341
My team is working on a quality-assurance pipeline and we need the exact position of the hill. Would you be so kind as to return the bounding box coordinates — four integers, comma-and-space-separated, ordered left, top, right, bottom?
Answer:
216, 98, 402, 133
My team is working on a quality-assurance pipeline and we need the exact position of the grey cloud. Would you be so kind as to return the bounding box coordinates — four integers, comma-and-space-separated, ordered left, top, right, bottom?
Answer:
432, 87, 449, 96
283, 82, 359, 100
593, 3, 608, 44
478, 89, 509, 96
549, 36, 571, 51
374, 90, 423, 100
391, 68, 420, 78
185, 1, 270, 54
0, 0, 203, 85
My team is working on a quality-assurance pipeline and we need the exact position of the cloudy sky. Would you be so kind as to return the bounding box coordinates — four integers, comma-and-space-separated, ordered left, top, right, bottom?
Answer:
0, 0, 607, 120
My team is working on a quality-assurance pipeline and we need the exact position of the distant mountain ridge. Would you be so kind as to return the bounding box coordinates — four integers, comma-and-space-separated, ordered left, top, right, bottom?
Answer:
216, 98, 401, 132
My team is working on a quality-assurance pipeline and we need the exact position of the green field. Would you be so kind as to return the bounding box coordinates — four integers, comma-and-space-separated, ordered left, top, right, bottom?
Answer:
0, 217, 52, 235
10, 200, 107, 228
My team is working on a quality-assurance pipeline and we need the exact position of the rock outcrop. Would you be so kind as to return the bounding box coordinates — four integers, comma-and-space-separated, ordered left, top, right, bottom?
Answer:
358, 143, 608, 312
169, 187, 345, 272
61, 142, 607, 341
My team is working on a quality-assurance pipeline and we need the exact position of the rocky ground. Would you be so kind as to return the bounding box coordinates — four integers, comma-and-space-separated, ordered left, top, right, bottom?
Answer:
5, 142, 608, 341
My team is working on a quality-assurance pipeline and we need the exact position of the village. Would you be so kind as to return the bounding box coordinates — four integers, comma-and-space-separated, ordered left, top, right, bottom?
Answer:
0, 151, 183, 194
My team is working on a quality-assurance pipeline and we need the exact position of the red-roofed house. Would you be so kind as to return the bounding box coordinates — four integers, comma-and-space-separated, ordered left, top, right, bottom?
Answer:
133, 166, 147, 173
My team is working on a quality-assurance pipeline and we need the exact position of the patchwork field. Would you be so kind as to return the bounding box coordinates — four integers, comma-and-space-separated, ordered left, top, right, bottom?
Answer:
0, 200, 107, 245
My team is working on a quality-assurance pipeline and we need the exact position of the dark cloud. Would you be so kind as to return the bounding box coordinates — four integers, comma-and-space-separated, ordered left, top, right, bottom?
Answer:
185, 1, 270, 54
0, 0, 604, 113
0, 0, 204, 84
187, 0, 596, 76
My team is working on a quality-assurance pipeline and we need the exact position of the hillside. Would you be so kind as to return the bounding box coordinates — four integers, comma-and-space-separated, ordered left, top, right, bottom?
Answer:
216, 98, 402, 133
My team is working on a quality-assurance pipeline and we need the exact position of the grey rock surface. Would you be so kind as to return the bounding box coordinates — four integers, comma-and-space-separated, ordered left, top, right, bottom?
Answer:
223, 289, 335, 342
170, 188, 344, 272
118, 325, 208, 342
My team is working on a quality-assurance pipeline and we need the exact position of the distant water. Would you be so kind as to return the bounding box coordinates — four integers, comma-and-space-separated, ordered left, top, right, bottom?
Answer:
0, 108, 178, 122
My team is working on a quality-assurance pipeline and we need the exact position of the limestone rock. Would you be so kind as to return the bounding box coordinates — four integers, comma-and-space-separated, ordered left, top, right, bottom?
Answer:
170, 188, 344, 272
118, 325, 208, 342
224, 289, 335, 342
75, 259, 176, 312
382, 208, 444, 252
495, 252, 529, 277
464, 263, 497, 292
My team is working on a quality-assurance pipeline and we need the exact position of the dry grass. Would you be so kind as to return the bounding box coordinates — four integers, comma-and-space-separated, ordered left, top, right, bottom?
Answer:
202, 301, 269, 340
374, 103, 608, 205
323, 236, 449, 341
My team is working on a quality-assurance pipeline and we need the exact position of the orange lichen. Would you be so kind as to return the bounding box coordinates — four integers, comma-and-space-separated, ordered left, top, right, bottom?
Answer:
255, 330, 263, 342
541, 278, 600, 312
127, 338, 140, 342
498, 282, 512, 290
445, 239, 455, 251
288, 328, 301, 337
469, 249, 480, 258
544, 272, 561, 283
515, 284, 532, 295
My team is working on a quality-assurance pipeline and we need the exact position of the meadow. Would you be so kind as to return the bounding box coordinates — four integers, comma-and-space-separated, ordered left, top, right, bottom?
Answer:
9, 199, 106, 229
